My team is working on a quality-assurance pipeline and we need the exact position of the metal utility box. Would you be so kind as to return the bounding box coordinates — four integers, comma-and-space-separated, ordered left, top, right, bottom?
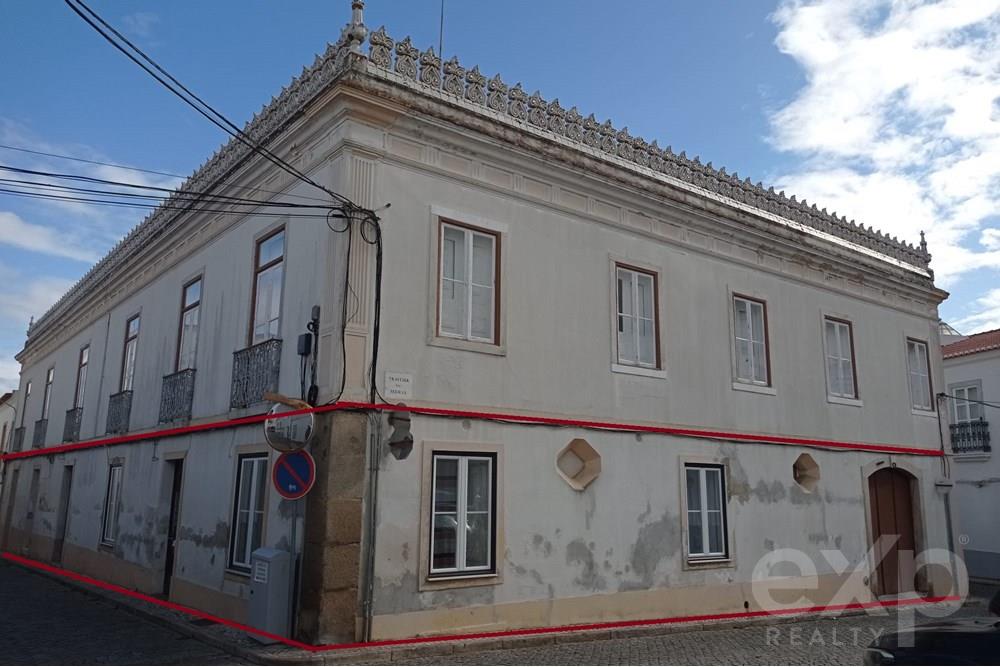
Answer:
248, 547, 291, 643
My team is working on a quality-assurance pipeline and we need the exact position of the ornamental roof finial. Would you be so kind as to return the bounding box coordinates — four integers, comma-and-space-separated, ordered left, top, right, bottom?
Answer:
919, 230, 927, 253
346, 0, 368, 54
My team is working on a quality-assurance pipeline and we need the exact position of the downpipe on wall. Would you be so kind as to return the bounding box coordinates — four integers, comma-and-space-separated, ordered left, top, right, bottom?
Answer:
360, 412, 382, 642
935, 392, 960, 596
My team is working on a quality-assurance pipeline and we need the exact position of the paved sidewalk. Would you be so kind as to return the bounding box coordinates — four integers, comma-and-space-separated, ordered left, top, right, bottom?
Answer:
0, 559, 246, 665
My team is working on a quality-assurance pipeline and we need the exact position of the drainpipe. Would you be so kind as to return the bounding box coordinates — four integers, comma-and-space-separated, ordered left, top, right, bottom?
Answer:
360, 413, 381, 641
935, 392, 959, 596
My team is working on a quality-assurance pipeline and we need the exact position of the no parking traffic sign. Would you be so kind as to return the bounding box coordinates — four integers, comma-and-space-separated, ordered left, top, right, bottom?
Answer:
272, 450, 316, 500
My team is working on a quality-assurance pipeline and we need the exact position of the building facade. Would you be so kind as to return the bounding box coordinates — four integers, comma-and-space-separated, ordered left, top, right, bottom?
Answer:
943, 329, 999, 582
0, 5, 961, 644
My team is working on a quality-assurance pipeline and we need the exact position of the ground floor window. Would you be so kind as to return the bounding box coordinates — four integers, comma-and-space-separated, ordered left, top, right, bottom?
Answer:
229, 454, 268, 571
430, 452, 495, 576
101, 464, 123, 545
685, 464, 728, 560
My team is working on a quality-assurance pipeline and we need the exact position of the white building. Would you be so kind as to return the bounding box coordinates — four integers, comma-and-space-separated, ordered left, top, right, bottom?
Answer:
0, 391, 16, 505
943, 328, 999, 582
0, 4, 962, 644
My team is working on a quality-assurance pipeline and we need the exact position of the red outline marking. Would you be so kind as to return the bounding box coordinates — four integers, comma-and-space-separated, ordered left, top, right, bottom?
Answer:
1, 551, 961, 653
0, 400, 943, 464
272, 451, 315, 500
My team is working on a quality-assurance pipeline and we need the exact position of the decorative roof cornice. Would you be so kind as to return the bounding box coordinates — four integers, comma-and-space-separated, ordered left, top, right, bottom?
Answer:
24, 18, 934, 352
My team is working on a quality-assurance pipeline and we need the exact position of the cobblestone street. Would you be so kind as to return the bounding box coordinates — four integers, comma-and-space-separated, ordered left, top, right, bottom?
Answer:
0, 560, 244, 665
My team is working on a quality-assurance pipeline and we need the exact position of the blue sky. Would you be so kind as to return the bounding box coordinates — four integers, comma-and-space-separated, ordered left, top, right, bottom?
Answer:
1, 1, 998, 390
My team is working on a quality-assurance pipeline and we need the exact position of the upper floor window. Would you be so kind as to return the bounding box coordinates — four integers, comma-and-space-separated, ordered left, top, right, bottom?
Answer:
121, 315, 140, 392
177, 278, 202, 370
430, 452, 495, 576
906, 338, 932, 411
20, 380, 31, 426
438, 221, 499, 344
615, 265, 659, 368
685, 464, 729, 560
733, 295, 769, 386
41, 367, 54, 419
229, 453, 268, 571
824, 318, 857, 399
251, 229, 284, 345
952, 384, 982, 423
101, 463, 123, 545
75, 346, 89, 409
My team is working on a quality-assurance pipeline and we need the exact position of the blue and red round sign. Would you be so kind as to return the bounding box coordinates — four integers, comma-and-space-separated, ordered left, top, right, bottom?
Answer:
272, 450, 316, 500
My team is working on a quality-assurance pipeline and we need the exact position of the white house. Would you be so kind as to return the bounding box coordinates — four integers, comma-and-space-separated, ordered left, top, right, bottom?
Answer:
0, 3, 961, 644
943, 328, 999, 582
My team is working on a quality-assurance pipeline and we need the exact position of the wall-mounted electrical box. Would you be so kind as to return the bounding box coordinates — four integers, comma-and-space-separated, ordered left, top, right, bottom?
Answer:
248, 547, 291, 643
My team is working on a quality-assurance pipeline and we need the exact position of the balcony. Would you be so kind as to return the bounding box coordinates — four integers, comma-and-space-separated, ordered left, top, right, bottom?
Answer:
11, 427, 24, 452
230, 339, 282, 409
159, 368, 196, 423
950, 419, 991, 456
63, 407, 83, 442
106, 390, 133, 435
31, 419, 47, 448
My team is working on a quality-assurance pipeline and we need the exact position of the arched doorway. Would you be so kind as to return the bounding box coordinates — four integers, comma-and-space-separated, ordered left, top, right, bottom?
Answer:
868, 466, 918, 596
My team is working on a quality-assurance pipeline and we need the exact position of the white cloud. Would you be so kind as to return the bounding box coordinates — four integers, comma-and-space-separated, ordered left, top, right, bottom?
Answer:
768, 1, 1000, 289
0, 211, 98, 262
121, 12, 159, 39
0, 272, 75, 325
953, 288, 1000, 333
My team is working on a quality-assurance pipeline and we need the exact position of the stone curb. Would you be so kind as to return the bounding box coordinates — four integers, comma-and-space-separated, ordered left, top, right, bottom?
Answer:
12, 559, 986, 666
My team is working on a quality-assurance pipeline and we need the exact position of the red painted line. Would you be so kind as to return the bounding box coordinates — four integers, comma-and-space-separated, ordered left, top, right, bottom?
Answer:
0, 400, 942, 463
2, 551, 960, 653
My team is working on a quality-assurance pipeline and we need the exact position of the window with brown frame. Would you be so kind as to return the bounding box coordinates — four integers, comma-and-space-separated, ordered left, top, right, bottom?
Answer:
615, 264, 660, 368
250, 229, 284, 345
906, 338, 933, 411
121, 315, 140, 392
732, 295, 770, 386
41, 367, 54, 420
824, 317, 858, 399
75, 346, 89, 409
437, 220, 500, 344
176, 278, 202, 371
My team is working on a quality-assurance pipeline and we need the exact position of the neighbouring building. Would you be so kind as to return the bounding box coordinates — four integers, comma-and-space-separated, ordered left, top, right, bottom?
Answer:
943, 328, 999, 582
0, 3, 963, 645
0, 390, 16, 504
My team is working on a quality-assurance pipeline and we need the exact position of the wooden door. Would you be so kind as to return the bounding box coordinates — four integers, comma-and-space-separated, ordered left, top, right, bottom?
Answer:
163, 460, 184, 597
868, 467, 917, 596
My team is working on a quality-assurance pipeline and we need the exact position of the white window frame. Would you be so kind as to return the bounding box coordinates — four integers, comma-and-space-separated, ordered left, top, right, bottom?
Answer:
824, 318, 857, 399
906, 338, 933, 411
615, 264, 659, 368
437, 221, 498, 344
732, 295, 769, 386
228, 454, 268, 571
101, 464, 123, 545
684, 464, 728, 560
429, 453, 495, 576
952, 383, 982, 423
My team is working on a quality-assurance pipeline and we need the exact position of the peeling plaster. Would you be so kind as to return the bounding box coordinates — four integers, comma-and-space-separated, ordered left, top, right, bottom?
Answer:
566, 538, 606, 591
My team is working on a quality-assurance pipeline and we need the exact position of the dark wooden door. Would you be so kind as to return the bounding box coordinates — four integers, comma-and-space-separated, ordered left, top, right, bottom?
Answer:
868, 467, 917, 596
163, 461, 183, 597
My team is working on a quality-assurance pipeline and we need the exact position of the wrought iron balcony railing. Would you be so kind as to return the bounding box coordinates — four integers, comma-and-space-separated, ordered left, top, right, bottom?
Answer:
950, 419, 991, 455
11, 426, 24, 452
106, 390, 133, 435
63, 407, 83, 442
230, 338, 282, 409
31, 419, 48, 448
159, 368, 196, 423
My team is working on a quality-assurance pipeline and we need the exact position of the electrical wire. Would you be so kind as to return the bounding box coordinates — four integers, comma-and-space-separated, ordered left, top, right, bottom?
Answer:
0, 142, 334, 204
64, 0, 358, 210
938, 393, 1000, 411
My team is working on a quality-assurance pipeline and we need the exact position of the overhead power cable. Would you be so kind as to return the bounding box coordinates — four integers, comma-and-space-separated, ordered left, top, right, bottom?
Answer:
938, 393, 1000, 411
64, 0, 359, 211
0, 142, 334, 204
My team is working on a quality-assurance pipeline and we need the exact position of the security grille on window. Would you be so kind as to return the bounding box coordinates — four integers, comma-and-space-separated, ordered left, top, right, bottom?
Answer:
906, 338, 933, 410
251, 229, 284, 345
101, 464, 123, 545
616, 265, 658, 367
41, 367, 54, 420
824, 318, 857, 398
121, 315, 140, 391
229, 454, 268, 571
953, 384, 982, 423
438, 222, 498, 343
685, 464, 728, 559
75, 346, 89, 409
430, 453, 495, 575
733, 296, 769, 385
177, 277, 202, 371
